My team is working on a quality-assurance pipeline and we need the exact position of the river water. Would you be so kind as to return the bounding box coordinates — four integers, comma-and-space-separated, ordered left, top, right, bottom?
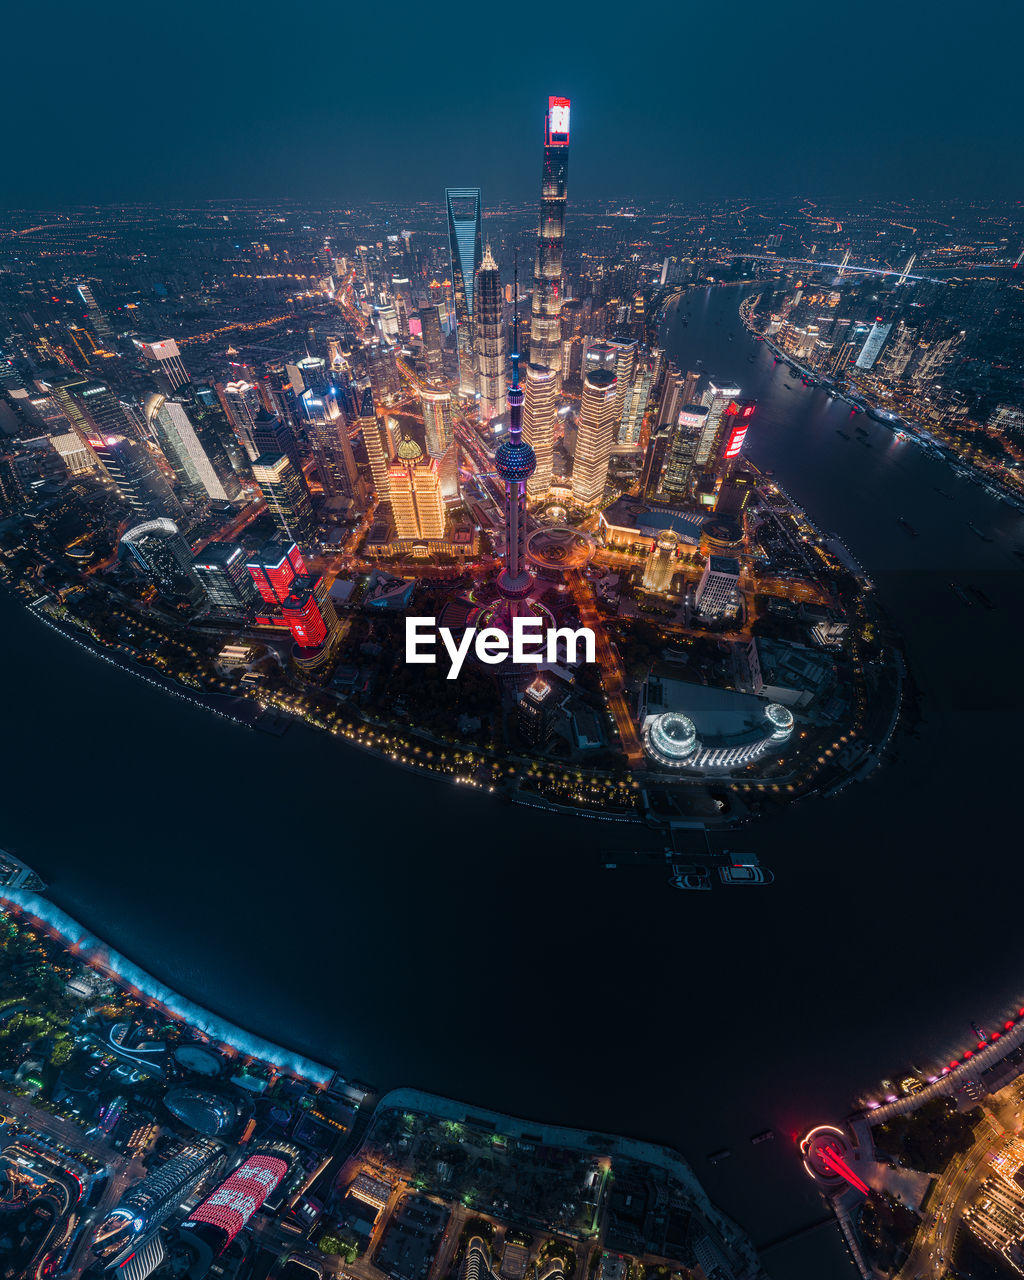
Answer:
4, 284, 1022, 1277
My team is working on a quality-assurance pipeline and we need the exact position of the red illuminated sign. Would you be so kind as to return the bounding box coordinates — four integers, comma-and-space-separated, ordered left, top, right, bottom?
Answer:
187, 1154, 288, 1247
546, 97, 570, 147
724, 425, 748, 459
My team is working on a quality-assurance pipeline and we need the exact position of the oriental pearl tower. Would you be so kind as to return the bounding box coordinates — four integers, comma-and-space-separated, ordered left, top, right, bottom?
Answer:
494, 257, 536, 620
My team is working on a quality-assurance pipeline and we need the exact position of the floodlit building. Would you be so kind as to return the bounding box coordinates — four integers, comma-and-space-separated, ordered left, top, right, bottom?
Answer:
523, 361, 558, 501
445, 188, 483, 395
388, 436, 446, 541
530, 96, 570, 385
474, 245, 506, 419
694, 555, 741, 618
252, 452, 315, 547
420, 387, 459, 499
642, 530, 681, 593
571, 368, 617, 508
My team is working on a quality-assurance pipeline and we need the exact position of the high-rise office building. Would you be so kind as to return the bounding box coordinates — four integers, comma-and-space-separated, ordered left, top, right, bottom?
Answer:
419, 304, 445, 382
474, 246, 506, 420
75, 282, 116, 348
585, 339, 636, 431
218, 380, 263, 460
360, 408, 393, 506
855, 320, 892, 369
694, 555, 742, 618
388, 437, 446, 540
91, 1141, 220, 1266
190, 388, 247, 496
119, 518, 203, 604
715, 399, 756, 472
571, 368, 617, 509
192, 543, 259, 613
145, 395, 229, 501
694, 382, 743, 471
176, 1152, 291, 1265
620, 350, 655, 445
445, 188, 483, 396
640, 425, 671, 501
523, 362, 557, 502
251, 452, 315, 546
246, 540, 307, 604
300, 390, 359, 502
90, 434, 183, 520
281, 574, 340, 658
529, 97, 570, 385
658, 404, 707, 501
252, 407, 305, 483
133, 338, 190, 393
518, 676, 554, 746
419, 388, 458, 500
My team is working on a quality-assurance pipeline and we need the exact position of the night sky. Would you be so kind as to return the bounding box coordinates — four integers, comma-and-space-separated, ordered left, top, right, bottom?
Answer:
5, 0, 1019, 206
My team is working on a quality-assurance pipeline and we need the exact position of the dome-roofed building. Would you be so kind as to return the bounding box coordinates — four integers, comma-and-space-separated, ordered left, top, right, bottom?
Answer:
163, 1087, 241, 1137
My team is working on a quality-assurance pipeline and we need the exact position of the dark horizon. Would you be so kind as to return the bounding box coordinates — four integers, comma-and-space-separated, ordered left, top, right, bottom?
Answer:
5, 0, 1020, 208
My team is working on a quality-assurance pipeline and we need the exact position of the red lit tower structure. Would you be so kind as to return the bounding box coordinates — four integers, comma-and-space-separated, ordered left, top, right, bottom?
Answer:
246, 540, 307, 605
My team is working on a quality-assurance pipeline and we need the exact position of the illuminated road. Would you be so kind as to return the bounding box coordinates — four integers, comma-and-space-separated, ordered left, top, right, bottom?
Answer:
898, 1113, 1003, 1280
190, 498, 266, 554
566, 568, 643, 768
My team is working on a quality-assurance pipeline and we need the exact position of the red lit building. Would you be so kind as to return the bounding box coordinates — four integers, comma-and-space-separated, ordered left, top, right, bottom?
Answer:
246, 540, 306, 604
281, 573, 340, 666
718, 399, 756, 469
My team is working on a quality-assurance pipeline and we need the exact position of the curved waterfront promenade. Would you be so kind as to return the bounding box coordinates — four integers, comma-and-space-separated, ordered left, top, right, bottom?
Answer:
0, 887, 333, 1084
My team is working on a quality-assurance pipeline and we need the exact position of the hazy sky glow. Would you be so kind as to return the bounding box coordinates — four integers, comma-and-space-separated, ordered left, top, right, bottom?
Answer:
5, 0, 1019, 206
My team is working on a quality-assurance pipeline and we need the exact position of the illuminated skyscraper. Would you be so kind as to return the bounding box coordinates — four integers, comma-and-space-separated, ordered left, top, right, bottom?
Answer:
281, 574, 340, 664
419, 387, 459, 499
529, 97, 570, 386
218, 380, 263, 461
175, 1150, 292, 1271
419, 304, 444, 381
120, 518, 203, 604
360, 410, 393, 505
620, 350, 655, 445
474, 245, 506, 420
445, 188, 483, 395
571, 368, 617, 509
75, 282, 115, 348
246, 540, 307, 604
523, 362, 557, 501
494, 299, 536, 611
389, 437, 446, 540
251, 452, 315, 546
133, 338, 190, 392
300, 390, 359, 501
145, 395, 229, 501
193, 544, 259, 613
584, 339, 636, 433
90, 434, 183, 520
694, 382, 743, 471
658, 404, 707, 501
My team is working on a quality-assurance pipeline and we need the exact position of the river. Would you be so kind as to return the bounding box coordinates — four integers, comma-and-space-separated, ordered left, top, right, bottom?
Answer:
4, 284, 1023, 1277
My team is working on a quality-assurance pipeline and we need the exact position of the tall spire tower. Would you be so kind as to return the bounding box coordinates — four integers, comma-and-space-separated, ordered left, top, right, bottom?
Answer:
529, 97, 570, 388
474, 244, 506, 420
495, 257, 536, 615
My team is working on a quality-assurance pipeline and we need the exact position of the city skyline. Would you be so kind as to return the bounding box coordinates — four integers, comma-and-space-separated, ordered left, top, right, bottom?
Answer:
1, 36, 1024, 1279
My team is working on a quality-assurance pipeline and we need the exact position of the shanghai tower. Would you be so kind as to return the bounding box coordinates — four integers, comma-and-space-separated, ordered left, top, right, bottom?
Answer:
529, 97, 570, 390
